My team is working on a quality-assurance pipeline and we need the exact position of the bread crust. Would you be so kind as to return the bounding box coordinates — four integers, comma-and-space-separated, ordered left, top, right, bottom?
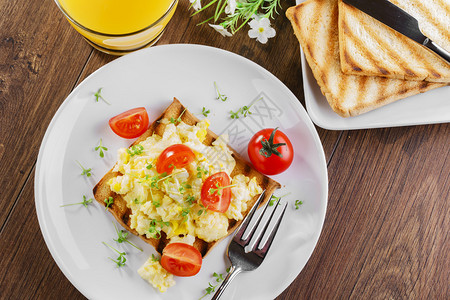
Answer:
93, 98, 281, 257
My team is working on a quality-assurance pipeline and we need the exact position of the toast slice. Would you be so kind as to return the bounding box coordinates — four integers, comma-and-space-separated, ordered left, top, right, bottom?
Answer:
93, 98, 281, 257
286, 0, 447, 117
339, 0, 450, 82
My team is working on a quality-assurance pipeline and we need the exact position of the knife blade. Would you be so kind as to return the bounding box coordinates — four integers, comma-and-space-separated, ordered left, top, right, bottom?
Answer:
342, 0, 450, 64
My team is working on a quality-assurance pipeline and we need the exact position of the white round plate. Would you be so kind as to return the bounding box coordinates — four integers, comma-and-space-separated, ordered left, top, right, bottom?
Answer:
35, 44, 328, 300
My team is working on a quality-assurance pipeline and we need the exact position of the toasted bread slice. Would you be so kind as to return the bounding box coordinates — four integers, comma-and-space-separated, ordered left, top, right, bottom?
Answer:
93, 98, 281, 257
339, 0, 450, 82
286, 0, 446, 117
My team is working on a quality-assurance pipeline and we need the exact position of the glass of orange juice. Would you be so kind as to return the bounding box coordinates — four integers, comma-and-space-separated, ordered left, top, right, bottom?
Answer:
54, 0, 178, 55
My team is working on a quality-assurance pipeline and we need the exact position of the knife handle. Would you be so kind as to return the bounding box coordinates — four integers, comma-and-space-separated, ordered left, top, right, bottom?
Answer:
423, 38, 450, 64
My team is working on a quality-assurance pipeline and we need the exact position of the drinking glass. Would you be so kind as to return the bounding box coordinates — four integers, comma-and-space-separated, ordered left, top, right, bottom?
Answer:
54, 0, 178, 55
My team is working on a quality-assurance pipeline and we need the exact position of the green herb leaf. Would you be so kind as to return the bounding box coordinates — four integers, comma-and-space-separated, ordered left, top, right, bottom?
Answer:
76, 160, 92, 177
113, 222, 142, 251
214, 81, 228, 102
94, 88, 111, 105
294, 200, 303, 210
102, 241, 126, 267
202, 107, 210, 117
60, 195, 93, 208
95, 138, 108, 158
104, 196, 114, 210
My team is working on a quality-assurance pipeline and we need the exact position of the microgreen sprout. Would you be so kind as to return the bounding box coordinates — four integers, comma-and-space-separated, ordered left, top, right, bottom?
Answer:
202, 107, 211, 117
146, 163, 153, 169
186, 195, 196, 205
60, 195, 93, 208
229, 97, 262, 119
170, 109, 187, 124
269, 192, 292, 206
94, 88, 110, 105
152, 200, 161, 208
148, 219, 170, 239
151, 254, 160, 262
76, 160, 92, 177
95, 138, 108, 158
209, 183, 237, 196
199, 268, 231, 299
197, 204, 208, 216
196, 166, 208, 178
113, 222, 142, 251
102, 242, 126, 267
180, 207, 190, 223
104, 196, 114, 210
214, 81, 228, 102
294, 200, 303, 210
127, 144, 144, 157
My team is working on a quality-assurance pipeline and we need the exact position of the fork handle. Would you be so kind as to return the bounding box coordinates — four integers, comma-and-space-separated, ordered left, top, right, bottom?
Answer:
212, 265, 242, 300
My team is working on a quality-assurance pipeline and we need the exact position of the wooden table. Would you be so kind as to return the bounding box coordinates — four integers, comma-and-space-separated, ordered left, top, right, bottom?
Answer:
1, 0, 448, 299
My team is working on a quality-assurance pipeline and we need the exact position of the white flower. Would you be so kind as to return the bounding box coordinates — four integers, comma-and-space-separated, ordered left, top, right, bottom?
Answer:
209, 24, 233, 37
189, 0, 201, 11
248, 16, 276, 44
225, 0, 237, 15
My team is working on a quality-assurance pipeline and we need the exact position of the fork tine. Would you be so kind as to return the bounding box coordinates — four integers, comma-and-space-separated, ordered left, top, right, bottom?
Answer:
255, 201, 288, 257
233, 190, 267, 241
238, 193, 274, 246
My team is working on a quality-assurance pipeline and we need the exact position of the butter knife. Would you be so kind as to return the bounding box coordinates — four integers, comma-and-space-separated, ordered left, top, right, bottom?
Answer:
342, 0, 450, 64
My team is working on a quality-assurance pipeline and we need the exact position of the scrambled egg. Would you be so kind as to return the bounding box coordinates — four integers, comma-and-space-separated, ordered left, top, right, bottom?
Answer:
107, 119, 262, 291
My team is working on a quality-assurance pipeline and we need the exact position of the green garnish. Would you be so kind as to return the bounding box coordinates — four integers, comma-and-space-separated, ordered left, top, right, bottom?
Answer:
229, 97, 262, 119
152, 200, 161, 208
146, 163, 153, 169
148, 219, 170, 239
294, 200, 303, 210
170, 108, 186, 124
197, 204, 208, 216
202, 107, 210, 117
60, 195, 93, 208
102, 242, 126, 267
180, 207, 190, 223
104, 196, 113, 210
127, 144, 144, 157
214, 81, 228, 102
196, 166, 208, 178
95, 138, 108, 158
76, 160, 92, 177
199, 269, 230, 299
113, 222, 142, 251
94, 88, 110, 105
209, 183, 237, 196
186, 195, 196, 205
269, 192, 291, 206
151, 254, 160, 262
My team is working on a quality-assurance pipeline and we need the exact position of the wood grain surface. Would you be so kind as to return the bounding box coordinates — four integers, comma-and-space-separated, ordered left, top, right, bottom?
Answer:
0, 0, 448, 299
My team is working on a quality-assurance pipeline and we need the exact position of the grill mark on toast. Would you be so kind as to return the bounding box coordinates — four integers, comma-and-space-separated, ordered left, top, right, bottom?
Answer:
357, 76, 368, 103
341, 21, 363, 73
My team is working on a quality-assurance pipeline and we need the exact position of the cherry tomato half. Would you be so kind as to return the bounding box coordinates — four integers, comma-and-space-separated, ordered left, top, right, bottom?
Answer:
156, 144, 195, 174
160, 243, 202, 277
248, 128, 294, 175
201, 172, 232, 213
109, 107, 149, 139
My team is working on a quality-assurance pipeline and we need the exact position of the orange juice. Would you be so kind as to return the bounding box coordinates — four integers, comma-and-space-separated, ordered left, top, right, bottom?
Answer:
55, 0, 177, 54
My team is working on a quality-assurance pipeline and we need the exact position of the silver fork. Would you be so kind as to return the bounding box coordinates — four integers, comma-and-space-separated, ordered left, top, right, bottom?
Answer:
212, 190, 288, 300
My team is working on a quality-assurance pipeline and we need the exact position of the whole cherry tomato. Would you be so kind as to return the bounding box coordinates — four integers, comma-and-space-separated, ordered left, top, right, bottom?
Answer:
247, 128, 293, 175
